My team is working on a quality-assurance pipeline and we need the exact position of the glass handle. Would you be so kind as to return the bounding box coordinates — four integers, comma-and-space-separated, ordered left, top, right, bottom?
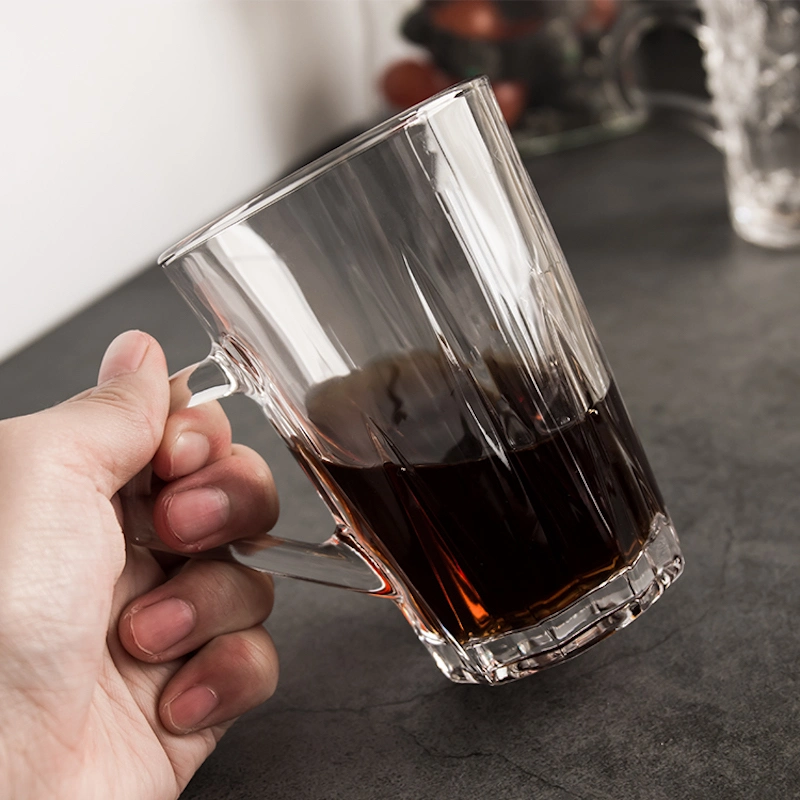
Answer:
118, 347, 388, 594
606, 5, 723, 149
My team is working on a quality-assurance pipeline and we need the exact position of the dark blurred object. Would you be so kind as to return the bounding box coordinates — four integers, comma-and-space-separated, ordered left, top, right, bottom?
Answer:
606, 1, 714, 142
381, 0, 706, 154
632, 3, 706, 98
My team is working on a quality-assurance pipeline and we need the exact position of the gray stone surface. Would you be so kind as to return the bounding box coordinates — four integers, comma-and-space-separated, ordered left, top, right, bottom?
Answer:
3, 127, 800, 799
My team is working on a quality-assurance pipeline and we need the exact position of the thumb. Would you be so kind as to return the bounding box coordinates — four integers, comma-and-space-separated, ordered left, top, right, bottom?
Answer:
49, 330, 170, 497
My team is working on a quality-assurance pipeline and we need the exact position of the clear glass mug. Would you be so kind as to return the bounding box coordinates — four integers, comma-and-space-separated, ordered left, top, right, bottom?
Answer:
122, 77, 683, 685
612, 0, 800, 249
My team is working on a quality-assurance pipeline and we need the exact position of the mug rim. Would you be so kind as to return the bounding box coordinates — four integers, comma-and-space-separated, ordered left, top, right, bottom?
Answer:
159, 75, 491, 267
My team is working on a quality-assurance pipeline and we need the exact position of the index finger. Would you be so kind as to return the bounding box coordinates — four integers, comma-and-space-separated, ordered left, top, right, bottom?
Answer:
152, 400, 233, 481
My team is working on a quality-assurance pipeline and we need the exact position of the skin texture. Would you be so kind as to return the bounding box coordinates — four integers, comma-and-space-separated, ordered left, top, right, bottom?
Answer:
0, 331, 280, 799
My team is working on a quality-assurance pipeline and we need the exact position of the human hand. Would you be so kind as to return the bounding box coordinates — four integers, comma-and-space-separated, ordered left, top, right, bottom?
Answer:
0, 331, 279, 799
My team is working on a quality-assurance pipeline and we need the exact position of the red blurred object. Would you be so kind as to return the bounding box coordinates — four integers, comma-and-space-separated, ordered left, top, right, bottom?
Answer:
430, 0, 504, 40
492, 80, 527, 128
382, 1, 624, 134
580, 0, 619, 33
381, 59, 451, 110
430, 0, 541, 41
381, 57, 527, 128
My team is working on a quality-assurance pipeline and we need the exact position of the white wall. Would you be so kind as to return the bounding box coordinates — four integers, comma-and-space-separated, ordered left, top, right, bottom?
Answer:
0, 0, 418, 361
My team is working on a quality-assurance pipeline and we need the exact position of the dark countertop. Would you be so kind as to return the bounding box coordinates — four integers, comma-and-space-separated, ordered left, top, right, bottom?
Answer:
3, 127, 800, 799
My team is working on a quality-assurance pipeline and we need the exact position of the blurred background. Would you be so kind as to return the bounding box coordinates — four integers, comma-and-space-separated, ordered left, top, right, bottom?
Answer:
6, 7, 800, 799
0, 0, 703, 363
0, 1, 418, 361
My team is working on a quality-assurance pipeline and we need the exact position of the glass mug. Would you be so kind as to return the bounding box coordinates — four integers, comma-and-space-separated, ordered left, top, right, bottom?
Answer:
122, 77, 683, 685
613, 0, 800, 249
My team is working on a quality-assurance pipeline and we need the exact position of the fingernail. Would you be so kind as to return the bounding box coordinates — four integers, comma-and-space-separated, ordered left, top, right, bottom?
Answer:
165, 486, 230, 544
98, 330, 150, 384
129, 597, 196, 656
164, 685, 220, 733
169, 432, 211, 477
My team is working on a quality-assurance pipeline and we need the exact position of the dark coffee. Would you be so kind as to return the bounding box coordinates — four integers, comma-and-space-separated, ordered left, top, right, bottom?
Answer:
303, 352, 665, 644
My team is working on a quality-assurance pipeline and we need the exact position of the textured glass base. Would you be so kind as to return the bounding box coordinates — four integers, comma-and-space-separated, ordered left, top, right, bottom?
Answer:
732, 204, 800, 250
417, 514, 683, 685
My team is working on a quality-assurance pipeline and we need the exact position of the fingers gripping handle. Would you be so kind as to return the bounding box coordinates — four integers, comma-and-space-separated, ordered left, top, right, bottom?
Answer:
118, 350, 387, 594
